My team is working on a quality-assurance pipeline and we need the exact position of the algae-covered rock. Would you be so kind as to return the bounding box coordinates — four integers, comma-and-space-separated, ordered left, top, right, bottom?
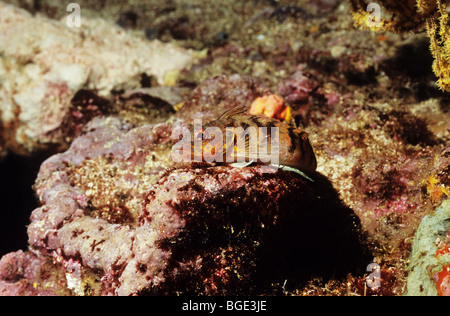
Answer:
0, 250, 70, 296
176, 74, 271, 122
0, 0, 449, 296
21, 115, 368, 296
406, 199, 450, 296
0, 3, 193, 156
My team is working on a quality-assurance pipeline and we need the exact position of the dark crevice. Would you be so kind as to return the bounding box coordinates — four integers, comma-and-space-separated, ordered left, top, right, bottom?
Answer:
0, 155, 42, 257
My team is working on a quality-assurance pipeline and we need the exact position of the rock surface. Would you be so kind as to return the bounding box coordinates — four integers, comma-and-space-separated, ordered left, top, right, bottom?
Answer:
8, 115, 367, 296
0, 0, 449, 296
1, 71, 449, 296
406, 199, 450, 296
176, 74, 271, 122
0, 250, 69, 296
0, 3, 193, 156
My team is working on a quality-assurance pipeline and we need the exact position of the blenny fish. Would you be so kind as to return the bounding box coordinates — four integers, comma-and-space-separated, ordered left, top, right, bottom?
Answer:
186, 105, 317, 180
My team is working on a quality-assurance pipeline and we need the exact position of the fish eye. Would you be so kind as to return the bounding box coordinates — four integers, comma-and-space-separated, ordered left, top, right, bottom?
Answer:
196, 132, 203, 140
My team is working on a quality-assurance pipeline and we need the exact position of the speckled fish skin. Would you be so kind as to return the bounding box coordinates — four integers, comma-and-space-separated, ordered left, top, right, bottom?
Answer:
192, 106, 317, 171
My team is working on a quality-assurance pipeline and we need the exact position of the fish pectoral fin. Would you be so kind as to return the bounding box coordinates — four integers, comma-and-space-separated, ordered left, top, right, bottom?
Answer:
230, 160, 255, 168
275, 165, 315, 182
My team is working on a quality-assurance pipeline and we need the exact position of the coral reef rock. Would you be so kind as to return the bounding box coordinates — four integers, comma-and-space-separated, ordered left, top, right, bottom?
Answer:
0, 250, 70, 296
0, 3, 193, 156
176, 74, 271, 122
406, 199, 450, 296
3, 115, 369, 296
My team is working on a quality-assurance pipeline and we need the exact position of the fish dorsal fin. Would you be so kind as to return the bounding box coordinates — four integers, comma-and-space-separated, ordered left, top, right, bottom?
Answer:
218, 105, 247, 120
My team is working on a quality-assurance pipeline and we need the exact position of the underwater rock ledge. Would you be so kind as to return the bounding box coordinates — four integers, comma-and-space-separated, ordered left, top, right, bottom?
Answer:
0, 116, 369, 296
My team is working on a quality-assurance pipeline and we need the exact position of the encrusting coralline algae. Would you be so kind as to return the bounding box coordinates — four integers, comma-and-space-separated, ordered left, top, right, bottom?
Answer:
0, 2, 193, 156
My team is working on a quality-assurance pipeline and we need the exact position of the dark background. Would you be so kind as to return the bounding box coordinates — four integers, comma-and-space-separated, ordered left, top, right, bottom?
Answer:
0, 155, 40, 257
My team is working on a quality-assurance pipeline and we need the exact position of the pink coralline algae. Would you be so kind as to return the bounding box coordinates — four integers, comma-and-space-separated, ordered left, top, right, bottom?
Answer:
176, 74, 271, 122
0, 250, 69, 296
276, 68, 343, 124
373, 197, 417, 218
1, 0, 450, 297
0, 109, 369, 295
278, 69, 318, 106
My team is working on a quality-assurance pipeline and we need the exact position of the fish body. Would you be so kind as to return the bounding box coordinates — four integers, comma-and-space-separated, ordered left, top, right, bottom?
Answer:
190, 106, 317, 172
